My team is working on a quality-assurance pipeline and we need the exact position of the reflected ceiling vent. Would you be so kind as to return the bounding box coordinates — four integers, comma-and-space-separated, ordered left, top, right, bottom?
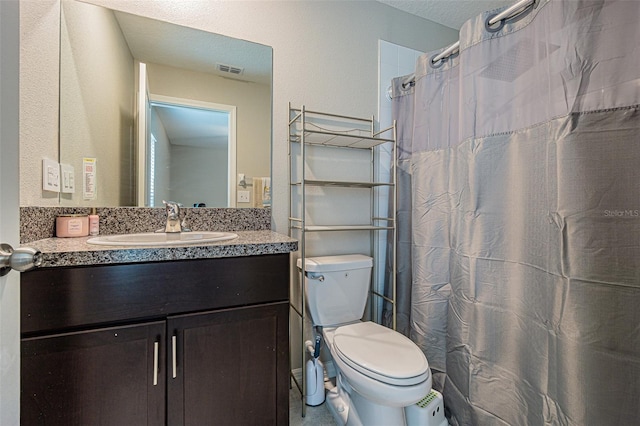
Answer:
216, 63, 244, 76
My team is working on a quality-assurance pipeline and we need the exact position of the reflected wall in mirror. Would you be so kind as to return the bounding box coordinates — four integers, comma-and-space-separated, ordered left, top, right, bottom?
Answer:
59, 0, 272, 207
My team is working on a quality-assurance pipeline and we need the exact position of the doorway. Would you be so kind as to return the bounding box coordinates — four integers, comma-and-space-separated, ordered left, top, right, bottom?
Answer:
146, 95, 237, 207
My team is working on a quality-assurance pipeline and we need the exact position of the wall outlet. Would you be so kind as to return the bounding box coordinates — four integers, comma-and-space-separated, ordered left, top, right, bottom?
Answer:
42, 158, 60, 192
238, 190, 250, 203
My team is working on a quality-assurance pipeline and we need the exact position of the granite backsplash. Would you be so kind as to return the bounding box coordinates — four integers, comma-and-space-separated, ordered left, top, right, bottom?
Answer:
20, 207, 272, 244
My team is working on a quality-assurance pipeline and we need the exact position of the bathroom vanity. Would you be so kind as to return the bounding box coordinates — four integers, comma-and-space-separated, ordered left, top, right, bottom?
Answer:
19, 231, 295, 426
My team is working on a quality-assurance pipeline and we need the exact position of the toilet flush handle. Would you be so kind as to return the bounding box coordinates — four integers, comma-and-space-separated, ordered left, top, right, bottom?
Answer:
305, 272, 324, 282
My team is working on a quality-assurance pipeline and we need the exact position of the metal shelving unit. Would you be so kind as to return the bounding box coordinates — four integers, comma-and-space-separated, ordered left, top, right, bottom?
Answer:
288, 103, 397, 417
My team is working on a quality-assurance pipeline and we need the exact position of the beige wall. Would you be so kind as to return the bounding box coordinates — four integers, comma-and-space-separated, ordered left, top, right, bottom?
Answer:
20, 0, 61, 207
169, 144, 228, 208
19, 0, 458, 233
59, 0, 135, 206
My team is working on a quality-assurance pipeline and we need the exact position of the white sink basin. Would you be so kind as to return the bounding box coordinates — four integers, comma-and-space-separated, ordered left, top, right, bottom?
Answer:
87, 231, 238, 246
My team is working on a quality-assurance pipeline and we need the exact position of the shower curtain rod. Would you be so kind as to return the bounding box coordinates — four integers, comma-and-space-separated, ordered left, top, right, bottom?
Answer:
394, 0, 536, 94
429, 0, 536, 65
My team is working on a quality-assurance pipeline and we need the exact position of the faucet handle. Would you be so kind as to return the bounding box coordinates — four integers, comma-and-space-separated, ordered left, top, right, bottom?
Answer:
163, 200, 181, 218
162, 200, 184, 233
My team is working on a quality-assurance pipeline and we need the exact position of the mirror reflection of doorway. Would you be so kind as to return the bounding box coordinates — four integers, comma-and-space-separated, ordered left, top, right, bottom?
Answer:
146, 96, 236, 208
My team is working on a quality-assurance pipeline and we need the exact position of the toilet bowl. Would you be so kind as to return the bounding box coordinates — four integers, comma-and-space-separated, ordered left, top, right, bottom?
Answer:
298, 255, 436, 426
326, 322, 431, 408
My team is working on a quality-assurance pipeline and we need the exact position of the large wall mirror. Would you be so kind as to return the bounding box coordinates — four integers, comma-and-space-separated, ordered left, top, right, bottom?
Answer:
59, 0, 272, 208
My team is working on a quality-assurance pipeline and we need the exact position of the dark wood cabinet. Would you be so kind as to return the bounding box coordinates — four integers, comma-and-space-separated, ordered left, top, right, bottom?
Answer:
21, 254, 289, 426
21, 321, 166, 425
168, 303, 289, 425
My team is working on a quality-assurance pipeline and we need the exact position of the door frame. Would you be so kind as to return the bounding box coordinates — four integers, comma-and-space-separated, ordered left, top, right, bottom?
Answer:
0, 1, 22, 423
136, 63, 237, 207
148, 94, 237, 208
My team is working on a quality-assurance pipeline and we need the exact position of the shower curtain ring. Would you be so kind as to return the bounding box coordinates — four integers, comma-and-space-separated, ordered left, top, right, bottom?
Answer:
429, 55, 447, 69
485, 0, 538, 33
485, 15, 506, 33
430, 41, 460, 69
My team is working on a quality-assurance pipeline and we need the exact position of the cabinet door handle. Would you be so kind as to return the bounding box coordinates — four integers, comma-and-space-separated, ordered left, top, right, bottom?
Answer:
172, 334, 177, 379
153, 341, 159, 386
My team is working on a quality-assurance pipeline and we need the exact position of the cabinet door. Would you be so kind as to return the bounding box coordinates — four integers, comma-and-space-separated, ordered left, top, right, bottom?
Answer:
21, 321, 165, 426
167, 302, 289, 426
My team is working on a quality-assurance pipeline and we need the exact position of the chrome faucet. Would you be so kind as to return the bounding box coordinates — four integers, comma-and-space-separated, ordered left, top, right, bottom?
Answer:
163, 200, 183, 233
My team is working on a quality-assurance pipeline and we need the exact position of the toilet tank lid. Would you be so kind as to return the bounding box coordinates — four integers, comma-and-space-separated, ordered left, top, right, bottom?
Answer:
297, 254, 373, 272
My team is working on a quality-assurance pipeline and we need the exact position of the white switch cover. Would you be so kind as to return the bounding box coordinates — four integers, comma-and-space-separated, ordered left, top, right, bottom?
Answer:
238, 190, 250, 203
42, 158, 60, 192
60, 163, 75, 193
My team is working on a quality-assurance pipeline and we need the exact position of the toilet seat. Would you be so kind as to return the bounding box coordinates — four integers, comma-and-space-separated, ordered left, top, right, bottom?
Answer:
332, 322, 429, 386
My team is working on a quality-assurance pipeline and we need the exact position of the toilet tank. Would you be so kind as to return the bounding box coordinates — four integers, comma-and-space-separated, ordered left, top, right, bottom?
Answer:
297, 254, 373, 327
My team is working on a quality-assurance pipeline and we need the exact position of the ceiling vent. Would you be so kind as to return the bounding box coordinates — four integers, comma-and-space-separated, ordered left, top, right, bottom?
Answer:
216, 63, 244, 76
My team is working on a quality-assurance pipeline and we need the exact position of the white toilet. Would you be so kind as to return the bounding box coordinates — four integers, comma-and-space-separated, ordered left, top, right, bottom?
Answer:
298, 254, 446, 426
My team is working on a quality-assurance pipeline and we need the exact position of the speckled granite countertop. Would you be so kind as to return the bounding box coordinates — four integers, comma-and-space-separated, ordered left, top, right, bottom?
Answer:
26, 231, 298, 268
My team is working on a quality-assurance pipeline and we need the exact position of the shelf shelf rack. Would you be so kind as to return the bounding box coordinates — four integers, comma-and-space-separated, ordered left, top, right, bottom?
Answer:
288, 103, 397, 417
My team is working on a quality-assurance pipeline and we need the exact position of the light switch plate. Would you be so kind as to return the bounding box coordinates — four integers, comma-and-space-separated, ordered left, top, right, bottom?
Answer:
60, 163, 75, 193
42, 158, 60, 192
238, 190, 250, 203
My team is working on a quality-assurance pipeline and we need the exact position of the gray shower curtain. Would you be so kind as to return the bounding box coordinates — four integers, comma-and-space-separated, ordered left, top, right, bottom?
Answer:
391, 0, 640, 424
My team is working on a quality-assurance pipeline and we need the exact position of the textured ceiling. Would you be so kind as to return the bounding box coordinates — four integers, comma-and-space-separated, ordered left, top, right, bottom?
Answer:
377, 0, 515, 29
